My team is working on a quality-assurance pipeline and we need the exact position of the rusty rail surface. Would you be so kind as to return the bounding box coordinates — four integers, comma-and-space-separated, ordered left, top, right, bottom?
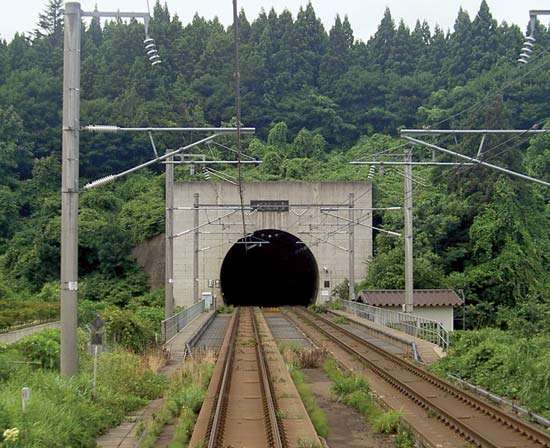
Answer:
205, 307, 286, 448
291, 307, 550, 448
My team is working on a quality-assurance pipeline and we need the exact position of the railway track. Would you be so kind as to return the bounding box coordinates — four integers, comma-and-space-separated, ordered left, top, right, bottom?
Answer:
288, 306, 550, 448
208, 307, 285, 447
190, 307, 320, 448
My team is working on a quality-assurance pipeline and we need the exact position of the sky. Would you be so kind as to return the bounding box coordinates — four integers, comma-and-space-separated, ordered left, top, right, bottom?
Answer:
1, 1, 549, 42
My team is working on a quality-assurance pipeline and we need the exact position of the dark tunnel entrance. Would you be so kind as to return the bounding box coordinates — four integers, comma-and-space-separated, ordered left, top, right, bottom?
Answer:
220, 229, 318, 307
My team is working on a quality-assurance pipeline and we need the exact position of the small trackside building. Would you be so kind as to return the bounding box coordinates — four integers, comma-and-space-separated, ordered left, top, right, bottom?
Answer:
356, 289, 463, 331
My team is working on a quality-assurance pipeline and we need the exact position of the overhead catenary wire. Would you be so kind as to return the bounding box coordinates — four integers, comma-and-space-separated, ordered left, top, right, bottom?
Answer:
232, 0, 247, 243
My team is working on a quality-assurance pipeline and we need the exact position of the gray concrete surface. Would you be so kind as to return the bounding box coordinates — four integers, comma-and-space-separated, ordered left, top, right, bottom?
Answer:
0, 321, 60, 345
172, 181, 373, 308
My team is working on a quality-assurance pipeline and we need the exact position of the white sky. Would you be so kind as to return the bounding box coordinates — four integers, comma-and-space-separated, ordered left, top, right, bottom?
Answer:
1, 1, 549, 42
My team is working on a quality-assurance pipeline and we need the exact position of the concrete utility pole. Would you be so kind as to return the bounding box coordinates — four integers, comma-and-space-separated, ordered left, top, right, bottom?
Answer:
60, 2, 81, 377
404, 147, 414, 313
348, 193, 355, 301
165, 154, 174, 319
193, 193, 200, 303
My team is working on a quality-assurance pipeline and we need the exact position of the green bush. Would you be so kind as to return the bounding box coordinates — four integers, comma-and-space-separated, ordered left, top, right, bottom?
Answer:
101, 306, 158, 352
78, 268, 149, 306
14, 329, 60, 369
307, 304, 327, 314
0, 298, 58, 331
431, 329, 550, 418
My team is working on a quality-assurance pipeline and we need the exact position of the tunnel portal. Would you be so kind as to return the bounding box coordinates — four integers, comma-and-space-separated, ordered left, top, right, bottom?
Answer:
220, 229, 318, 307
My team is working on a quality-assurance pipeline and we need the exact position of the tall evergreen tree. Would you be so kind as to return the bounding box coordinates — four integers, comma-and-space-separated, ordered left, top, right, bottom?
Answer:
319, 15, 354, 93
444, 7, 473, 84
35, 0, 64, 45
368, 7, 396, 69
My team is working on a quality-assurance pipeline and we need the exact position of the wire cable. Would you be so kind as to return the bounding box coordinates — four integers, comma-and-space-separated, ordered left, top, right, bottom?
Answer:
232, 0, 247, 242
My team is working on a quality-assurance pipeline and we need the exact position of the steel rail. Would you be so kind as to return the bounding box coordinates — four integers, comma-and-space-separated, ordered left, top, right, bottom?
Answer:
207, 308, 240, 448
292, 308, 550, 448
207, 308, 285, 448
251, 308, 286, 448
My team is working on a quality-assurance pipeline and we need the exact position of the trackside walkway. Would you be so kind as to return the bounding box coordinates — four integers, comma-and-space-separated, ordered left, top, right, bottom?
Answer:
96, 310, 215, 448
328, 309, 445, 364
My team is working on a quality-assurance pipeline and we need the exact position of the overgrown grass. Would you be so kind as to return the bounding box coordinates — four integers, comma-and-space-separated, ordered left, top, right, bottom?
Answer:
288, 365, 329, 438
323, 358, 414, 447
137, 352, 215, 448
278, 343, 329, 438
216, 304, 234, 314
327, 299, 344, 311
430, 329, 550, 419
0, 347, 166, 447
278, 342, 327, 369
307, 304, 327, 314
332, 316, 348, 325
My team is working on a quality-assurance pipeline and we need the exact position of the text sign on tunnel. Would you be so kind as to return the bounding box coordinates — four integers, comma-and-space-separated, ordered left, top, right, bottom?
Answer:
250, 200, 289, 212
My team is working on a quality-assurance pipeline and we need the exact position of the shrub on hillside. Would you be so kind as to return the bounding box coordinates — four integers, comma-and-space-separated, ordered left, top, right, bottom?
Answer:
431, 329, 550, 418
101, 306, 158, 352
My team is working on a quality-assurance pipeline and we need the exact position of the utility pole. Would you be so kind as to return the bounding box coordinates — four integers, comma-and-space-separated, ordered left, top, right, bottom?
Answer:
60, 2, 81, 377
193, 193, 200, 303
164, 154, 174, 319
348, 192, 355, 301
404, 147, 414, 313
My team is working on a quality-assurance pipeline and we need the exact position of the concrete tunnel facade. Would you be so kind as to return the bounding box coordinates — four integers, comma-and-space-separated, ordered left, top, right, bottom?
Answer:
172, 181, 373, 309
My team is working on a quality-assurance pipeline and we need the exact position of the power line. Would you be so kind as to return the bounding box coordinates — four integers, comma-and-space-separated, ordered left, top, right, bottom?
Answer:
232, 0, 247, 242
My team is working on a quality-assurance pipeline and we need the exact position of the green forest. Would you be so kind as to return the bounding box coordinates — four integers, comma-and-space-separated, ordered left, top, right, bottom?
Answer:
0, 0, 549, 429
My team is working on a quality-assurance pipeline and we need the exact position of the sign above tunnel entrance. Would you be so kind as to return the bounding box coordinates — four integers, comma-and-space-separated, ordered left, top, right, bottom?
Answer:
250, 200, 289, 212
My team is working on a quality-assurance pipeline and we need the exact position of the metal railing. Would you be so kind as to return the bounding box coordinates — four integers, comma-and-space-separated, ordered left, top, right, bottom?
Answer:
341, 300, 449, 350
161, 300, 206, 343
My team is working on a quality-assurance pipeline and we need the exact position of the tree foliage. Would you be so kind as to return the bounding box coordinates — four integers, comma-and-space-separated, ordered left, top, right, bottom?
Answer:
0, 1, 547, 333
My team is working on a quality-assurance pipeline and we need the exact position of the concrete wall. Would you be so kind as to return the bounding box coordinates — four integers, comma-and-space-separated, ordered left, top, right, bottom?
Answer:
385, 306, 455, 331
173, 181, 372, 308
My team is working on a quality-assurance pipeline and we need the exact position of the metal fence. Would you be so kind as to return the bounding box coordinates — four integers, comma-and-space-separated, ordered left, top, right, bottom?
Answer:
341, 300, 449, 350
160, 300, 206, 343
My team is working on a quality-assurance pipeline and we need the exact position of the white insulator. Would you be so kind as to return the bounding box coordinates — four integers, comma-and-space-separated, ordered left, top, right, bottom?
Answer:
521, 47, 533, 53
84, 125, 119, 133
525, 35, 536, 43
144, 38, 154, 44
151, 60, 162, 66
84, 175, 116, 190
